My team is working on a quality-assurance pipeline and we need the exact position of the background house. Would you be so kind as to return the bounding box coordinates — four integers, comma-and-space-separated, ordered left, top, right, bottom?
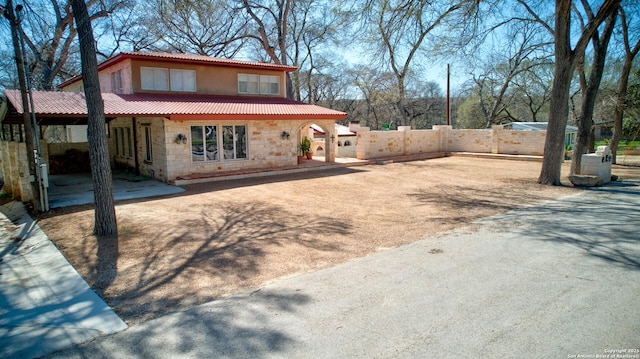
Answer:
1, 52, 346, 201
311, 123, 357, 158
503, 122, 577, 149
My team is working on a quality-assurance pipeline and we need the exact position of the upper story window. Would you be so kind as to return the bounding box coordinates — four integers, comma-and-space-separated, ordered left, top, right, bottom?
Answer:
141, 67, 196, 92
238, 74, 259, 94
111, 70, 123, 93
260, 75, 280, 95
170, 69, 196, 92
238, 74, 280, 95
141, 67, 169, 91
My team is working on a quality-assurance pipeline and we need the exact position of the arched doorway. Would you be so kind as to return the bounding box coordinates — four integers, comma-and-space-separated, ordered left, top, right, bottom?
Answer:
296, 121, 336, 163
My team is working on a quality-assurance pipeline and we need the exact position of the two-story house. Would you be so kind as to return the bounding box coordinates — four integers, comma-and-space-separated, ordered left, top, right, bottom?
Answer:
1, 52, 346, 198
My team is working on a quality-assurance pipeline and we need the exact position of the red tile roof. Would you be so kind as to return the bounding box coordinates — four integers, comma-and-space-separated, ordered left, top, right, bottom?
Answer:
311, 124, 356, 136
59, 52, 297, 89
3, 90, 347, 123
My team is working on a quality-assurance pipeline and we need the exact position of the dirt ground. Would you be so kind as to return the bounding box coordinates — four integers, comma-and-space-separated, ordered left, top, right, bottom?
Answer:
36, 157, 640, 325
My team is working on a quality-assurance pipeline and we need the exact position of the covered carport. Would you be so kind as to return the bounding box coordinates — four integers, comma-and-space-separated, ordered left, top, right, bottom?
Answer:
0, 92, 182, 208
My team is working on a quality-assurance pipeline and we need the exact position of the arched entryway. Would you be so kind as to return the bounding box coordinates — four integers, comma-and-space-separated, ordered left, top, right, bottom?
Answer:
296, 121, 336, 163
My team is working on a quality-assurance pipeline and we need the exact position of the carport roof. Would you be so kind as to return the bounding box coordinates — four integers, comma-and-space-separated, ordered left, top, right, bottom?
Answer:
2, 90, 347, 125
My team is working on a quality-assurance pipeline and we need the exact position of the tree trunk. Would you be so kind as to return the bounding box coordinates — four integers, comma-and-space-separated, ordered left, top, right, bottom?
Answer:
70, 0, 118, 238
610, 9, 640, 164
539, 0, 573, 185
5, 0, 39, 207
538, 0, 620, 185
609, 60, 630, 163
571, 12, 616, 175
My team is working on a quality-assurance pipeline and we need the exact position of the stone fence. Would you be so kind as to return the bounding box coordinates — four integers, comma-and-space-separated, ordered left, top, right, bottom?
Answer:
354, 125, 546, 160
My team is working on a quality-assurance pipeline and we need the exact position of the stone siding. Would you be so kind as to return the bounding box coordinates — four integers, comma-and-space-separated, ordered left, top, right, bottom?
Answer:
164, 119, 336, 182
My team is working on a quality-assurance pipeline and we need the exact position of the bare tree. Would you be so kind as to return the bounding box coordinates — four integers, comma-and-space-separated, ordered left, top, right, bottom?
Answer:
610, 5, 640, 162
518, 0, 621, 185
239, 0, 295, 98
471, 22, 553, 128
288, 0, 345, 103
571, 6, 618, 174
13, 0, 129, 90
70, 0, 117, 238
510, 61, 554, 122
132, 0, 248, 57
359, 0, 478, 128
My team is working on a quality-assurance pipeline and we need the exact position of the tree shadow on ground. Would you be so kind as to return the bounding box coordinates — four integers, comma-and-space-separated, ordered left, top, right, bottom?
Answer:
483, 182, 640, 271
45, 289, 310, 359
95, 200, 352, 323
407, 184, 557, 213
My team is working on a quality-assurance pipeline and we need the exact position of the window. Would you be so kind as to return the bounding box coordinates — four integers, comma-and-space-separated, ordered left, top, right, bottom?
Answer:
111, 70, 123, 93
223, 125, 247, 159
344, 140, 351, 146
191, 125, 218, 162
170, 69, 196, 92
113, 128, 120, 155
126, 127, 133, 157
141, 67, 169, 91
144, 125, 153, 163
238, 74, 280, 95
113, 127, 132, 159
260, 75, 280, 95
191, 124, 247, 162
141, 67, 197, 92
238, 74, 259, 94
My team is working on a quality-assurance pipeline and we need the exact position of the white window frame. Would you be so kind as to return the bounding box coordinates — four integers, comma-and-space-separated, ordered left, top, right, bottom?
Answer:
111, 70, 123, 93
141, 67, 169, 91
260, 75, 280, 95
190, 125, 219, 162
113, 126, 133, 159
170, 69, 196, 92
238, 74, 260, 94
190, 124, 248, 163
222, 125, 248, 160
144, 125, 153, 163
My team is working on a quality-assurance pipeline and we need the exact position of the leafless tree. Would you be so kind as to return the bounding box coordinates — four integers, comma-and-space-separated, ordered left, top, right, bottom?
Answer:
359, 0, 479, 128
12, 0, 129, 90
571, 5, 618, 174
70, 0, 117, 238
517, 0, 621, 185
133, 0, 248, 57
610, 4, 640, 162
471, 22, 553, 128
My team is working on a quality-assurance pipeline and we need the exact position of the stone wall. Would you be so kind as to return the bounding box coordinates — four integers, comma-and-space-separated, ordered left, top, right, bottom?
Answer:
355, 125, 546, 160
1, 141, 34, 201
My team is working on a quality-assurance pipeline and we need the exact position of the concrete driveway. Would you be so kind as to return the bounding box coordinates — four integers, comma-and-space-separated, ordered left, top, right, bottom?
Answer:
47, 172, 184, 208
42, 180, 640, 358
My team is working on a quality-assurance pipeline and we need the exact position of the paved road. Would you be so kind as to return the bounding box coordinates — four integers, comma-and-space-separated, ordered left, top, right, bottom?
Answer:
44, 181, 640, 358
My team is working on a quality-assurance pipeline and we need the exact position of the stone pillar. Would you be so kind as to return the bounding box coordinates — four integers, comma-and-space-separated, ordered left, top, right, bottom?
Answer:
491, 125, 503, 154
325, 126, 336, 163
356, 127, 371, 160
433, 125, 452, 153
398, 126, 411, 155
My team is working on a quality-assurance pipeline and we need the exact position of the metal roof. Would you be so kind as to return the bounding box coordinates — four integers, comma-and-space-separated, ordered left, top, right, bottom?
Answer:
59, 52, 297, 89
2, 90, 347, 125
504, 122, 578, 132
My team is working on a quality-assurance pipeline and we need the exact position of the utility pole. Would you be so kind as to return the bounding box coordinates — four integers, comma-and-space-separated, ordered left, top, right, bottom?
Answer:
446, 64, 451, 126
2, 0, 43, 210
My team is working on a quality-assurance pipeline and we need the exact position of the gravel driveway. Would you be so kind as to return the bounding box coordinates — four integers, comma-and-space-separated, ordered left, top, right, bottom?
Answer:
37, 156, 636, 324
